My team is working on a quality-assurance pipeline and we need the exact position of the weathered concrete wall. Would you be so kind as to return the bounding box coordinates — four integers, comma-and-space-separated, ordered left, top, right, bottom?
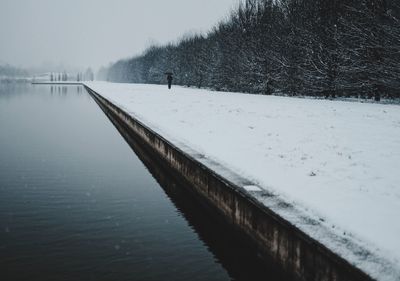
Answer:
85, 85, 375, 281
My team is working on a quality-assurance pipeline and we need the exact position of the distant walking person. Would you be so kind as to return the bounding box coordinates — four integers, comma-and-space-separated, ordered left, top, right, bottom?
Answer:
166, 72, 173, 89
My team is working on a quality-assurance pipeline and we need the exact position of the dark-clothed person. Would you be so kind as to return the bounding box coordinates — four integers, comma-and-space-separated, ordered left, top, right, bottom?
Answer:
167, 73, 173, 89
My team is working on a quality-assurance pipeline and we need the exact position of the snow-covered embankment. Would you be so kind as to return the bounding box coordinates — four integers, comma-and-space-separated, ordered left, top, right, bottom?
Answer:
85, 81, 400, 281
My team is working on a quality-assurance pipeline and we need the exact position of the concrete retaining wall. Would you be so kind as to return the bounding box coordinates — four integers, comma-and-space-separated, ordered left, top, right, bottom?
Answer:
85, 85, 375, 281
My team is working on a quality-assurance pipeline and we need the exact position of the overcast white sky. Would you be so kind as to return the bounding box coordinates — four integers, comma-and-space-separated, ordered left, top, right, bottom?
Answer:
0, 0, 240, 71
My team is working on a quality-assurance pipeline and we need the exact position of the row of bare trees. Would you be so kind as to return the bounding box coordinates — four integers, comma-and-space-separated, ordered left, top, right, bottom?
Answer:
100, 0, 400, 100
50, 72, 68, 81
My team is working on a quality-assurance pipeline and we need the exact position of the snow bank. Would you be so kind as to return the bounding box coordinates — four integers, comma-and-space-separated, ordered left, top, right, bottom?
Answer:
85, 81, 400, 280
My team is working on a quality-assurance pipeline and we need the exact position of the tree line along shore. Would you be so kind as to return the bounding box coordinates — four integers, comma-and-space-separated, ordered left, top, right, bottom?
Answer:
100, 0, 400, 101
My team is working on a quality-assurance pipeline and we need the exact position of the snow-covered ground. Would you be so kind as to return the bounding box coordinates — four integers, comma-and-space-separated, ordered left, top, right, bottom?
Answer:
85, 81, 400, 280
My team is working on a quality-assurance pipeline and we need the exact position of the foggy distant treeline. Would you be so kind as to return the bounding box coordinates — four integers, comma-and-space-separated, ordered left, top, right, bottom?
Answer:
100, 0, 400, 100
0, 64, 29, 77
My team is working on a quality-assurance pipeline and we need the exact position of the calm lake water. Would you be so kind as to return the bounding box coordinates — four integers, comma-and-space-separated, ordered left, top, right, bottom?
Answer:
0, 83, 287, 281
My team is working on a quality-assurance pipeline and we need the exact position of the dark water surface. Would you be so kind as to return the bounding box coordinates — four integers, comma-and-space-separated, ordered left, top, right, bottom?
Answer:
0, 84, 286, 281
